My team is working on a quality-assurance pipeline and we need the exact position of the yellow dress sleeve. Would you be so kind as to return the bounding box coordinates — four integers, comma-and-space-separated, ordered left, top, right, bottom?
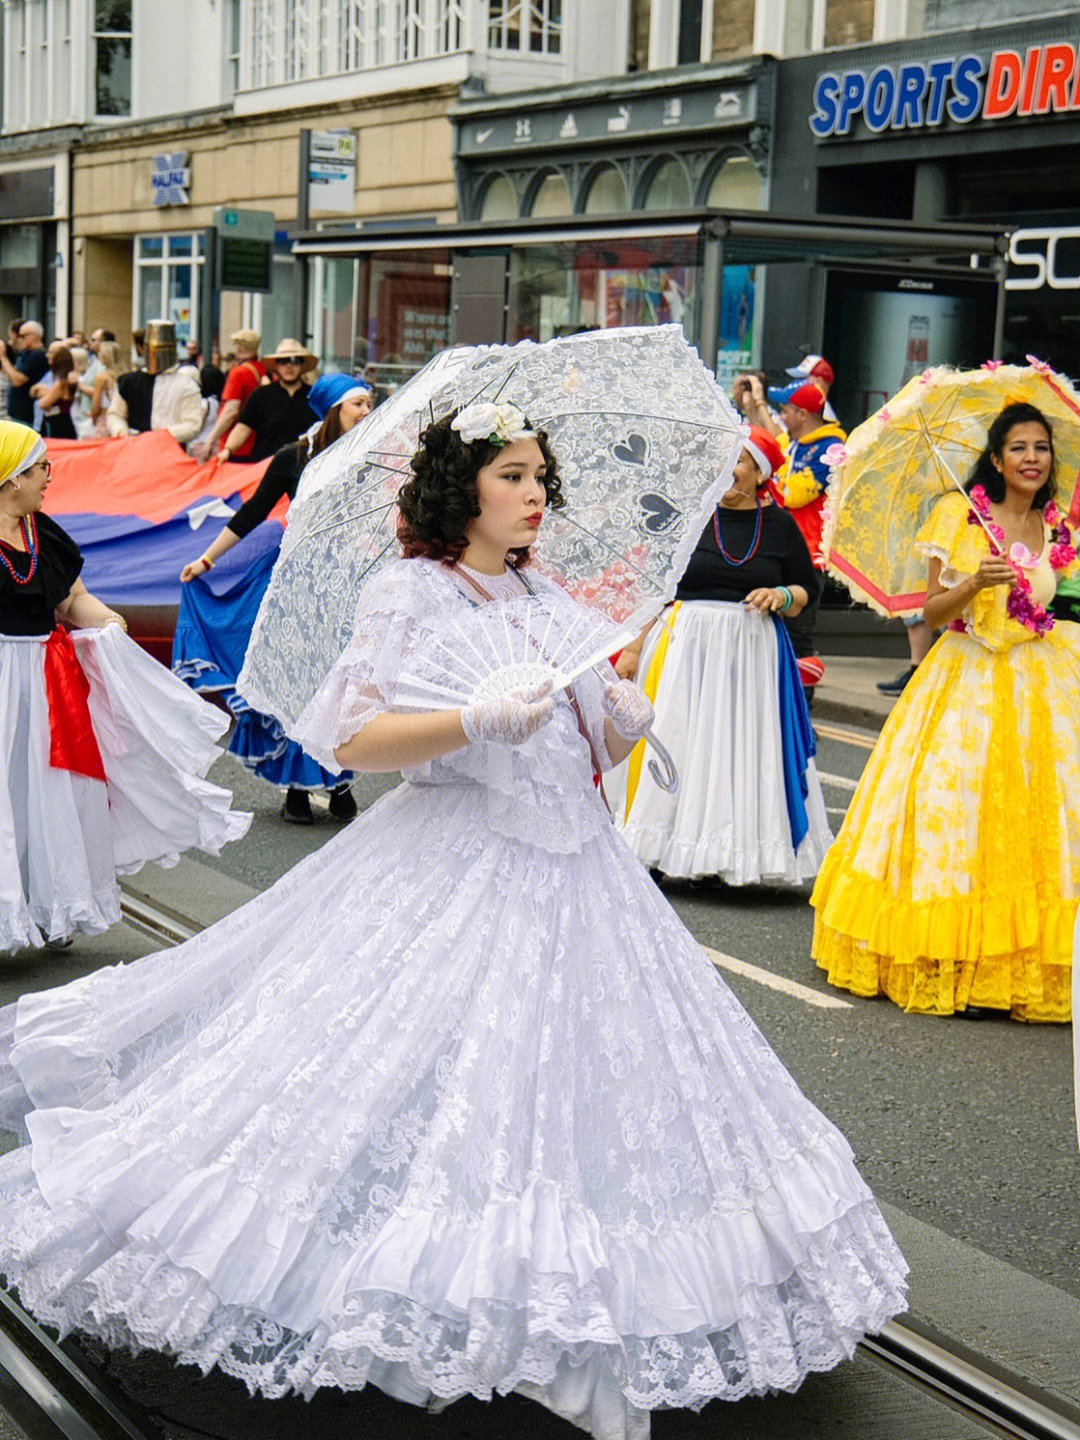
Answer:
915, 492, 1030, 651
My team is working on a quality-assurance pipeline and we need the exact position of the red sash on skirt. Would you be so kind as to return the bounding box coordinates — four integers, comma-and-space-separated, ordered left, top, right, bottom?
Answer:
43, 629, 107, 783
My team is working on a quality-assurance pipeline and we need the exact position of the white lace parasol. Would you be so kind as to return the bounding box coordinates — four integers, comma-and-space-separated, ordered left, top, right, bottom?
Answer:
239, 326, 746, 738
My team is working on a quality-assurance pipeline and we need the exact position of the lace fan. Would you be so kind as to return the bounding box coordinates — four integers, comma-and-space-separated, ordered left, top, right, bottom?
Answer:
392, 597, 630, 711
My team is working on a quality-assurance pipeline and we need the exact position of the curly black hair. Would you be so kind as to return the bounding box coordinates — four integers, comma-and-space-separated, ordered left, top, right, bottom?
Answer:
397, 410, 565, 568
966, 401, 1057, 510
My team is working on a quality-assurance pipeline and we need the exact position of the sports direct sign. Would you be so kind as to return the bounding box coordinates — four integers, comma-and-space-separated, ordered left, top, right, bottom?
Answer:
810, 42, 1080, 138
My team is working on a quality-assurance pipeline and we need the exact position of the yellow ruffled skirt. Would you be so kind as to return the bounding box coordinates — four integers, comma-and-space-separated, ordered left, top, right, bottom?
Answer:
811, 625, 1080, 1021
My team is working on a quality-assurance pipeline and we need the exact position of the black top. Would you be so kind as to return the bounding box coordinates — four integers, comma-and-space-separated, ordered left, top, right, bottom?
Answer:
8, 349, 48, 426
675, 502, 819, 605
236, 382, 315, 463
0, 512, 84, 635
117, 369, 156, 433
227, 442, 305, 540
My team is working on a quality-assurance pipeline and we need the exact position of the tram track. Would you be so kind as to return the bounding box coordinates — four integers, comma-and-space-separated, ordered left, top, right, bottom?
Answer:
2, 883, 1078, 1440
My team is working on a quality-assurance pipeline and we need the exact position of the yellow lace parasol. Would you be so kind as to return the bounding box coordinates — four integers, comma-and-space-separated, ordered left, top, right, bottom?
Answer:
821, 361, 1080, 617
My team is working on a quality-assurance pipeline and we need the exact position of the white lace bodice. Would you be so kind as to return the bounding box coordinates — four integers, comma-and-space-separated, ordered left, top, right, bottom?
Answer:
293, 559, 619, 853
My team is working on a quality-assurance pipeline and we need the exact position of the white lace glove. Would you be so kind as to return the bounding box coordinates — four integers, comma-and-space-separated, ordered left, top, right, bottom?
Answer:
602, 681, 654, 740
461, 684, 556, 746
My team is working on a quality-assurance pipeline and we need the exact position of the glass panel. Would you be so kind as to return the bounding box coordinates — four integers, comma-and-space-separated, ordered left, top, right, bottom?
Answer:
95, 0, 131, 27
582, 166, 628, 216
642, 159, 691, 212
95, 36, 131, 114
527, 172, 573, 219
0, 226, 41, 268
706, 155, 763, 211
138, 236, 164, 259
365, 256, 452, 390
479, 175, 518, 222
138, 264, 163, 327
783, 0, 815, 53
167, 262, 194, 342
256, 254, 297, 357
506, 237, 698, 345
167, 234, 194, 257
312, 256, 358, 373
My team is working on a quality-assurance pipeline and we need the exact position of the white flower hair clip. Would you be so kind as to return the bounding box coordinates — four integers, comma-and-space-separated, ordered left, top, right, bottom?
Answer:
451, 401, 536, 448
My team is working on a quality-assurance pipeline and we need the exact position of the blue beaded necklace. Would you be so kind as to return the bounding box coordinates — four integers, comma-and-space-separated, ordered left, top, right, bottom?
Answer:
0, 514, 38, 585
712, 498, 762, 567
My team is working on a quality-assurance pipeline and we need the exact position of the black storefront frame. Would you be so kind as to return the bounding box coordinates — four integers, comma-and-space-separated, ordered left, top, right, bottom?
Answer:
294, 208, 1008, 374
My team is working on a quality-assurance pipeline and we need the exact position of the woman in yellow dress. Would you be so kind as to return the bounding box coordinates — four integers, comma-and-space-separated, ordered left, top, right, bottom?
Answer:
812, 401, 1080, 1021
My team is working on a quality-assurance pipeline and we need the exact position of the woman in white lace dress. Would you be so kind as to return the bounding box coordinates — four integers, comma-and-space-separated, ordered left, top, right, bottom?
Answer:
0, 404, 907, 1440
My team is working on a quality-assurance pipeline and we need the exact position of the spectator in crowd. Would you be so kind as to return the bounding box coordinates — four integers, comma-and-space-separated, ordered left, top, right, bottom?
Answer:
187, 364, 227, 457
192, 329, 264, 462
0, 321, 22, 419
131, 328, 147, 368
784, 354, 839, 424
32, 344, 79, 439
770, 381, 847, 687
89, 341, 124, 435
107, 320, 203, 445
69, 346, 97, 437
216, 338, 316, 464
0, 321, 48, 429
184, 338, 203, 369
88, 327, 116, 356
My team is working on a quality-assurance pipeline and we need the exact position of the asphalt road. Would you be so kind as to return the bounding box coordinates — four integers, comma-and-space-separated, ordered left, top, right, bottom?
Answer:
1, 723, 1077, 1440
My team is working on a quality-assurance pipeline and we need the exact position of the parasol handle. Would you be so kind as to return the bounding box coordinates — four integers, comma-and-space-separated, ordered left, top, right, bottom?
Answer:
643, 726, 679, 793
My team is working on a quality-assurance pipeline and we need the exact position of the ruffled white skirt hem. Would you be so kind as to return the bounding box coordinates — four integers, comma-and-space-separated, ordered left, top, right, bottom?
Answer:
0, 628, 250, 953
0, 781, 902, 1439
610, 603, 832, 884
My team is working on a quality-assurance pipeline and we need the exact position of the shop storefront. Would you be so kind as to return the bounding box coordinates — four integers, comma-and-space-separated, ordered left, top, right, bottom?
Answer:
0, 151, 72, 338
294, 210, 1006, 397
771, 11, 1080, 409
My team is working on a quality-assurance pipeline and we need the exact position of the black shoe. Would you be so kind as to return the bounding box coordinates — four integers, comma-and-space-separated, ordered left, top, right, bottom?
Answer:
281, 788, 314, 824
328, 784, 358, 821
44, 934, 74, 952
877, 665, 917, 696
957, 1005, 992, 1020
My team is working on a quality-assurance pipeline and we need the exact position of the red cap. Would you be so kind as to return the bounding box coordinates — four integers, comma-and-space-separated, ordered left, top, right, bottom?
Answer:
787, 354, 835, 385
785, 383, 825, 415
743, 426, 785, 481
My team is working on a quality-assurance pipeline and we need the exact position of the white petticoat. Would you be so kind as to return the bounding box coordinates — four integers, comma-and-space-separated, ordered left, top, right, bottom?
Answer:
0, 627, 251, 953
0, 775, 905, 1440
609, 603, 833, 884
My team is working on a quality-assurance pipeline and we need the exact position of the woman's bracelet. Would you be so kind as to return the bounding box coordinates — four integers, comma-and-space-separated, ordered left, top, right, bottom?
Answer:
200, 555, 215, 571
776, 585, 794, 612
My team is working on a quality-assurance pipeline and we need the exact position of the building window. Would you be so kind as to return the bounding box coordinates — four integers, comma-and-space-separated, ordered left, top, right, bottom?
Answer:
135, 233, 203, 345
478, 173, 518, 220
705, 154, 763, 211
227, 0, 241, 91
648, 0, 711, 67
900, 0, 1066, 35
488, 0, 561, 56
582, 165, 628, 215
641, 158, 691, 211
753, 0, 824, 58
243, 0, 468, 87
526, 170, 572, 217
94, 0, 131, 116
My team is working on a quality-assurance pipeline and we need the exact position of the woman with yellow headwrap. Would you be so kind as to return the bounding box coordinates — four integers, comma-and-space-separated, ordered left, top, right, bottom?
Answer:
0, 419, 250, 953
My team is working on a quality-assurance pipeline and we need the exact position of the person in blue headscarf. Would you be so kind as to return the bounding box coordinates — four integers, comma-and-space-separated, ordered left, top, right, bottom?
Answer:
175, 373, 373, 823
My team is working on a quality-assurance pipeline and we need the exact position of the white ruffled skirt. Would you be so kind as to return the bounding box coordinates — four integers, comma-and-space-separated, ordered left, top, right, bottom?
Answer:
0, 775, 905, 1440
609, 603, 833, 884
0, 627, 251, 953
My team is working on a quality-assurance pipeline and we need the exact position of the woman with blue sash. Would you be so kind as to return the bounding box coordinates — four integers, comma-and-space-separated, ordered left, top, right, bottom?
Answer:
608, 427, 832, 884
174, 374, 372, 823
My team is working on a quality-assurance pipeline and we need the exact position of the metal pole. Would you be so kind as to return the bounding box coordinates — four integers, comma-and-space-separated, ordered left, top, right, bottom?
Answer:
698, 226, 723, 374
991, 253, 1007, 361
295, 129, 311, 341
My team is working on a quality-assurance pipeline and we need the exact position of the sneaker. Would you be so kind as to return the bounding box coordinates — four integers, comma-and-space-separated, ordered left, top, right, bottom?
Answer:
876, 664, 917, 696
328, 784, 358, 822
280, 788, 314, 824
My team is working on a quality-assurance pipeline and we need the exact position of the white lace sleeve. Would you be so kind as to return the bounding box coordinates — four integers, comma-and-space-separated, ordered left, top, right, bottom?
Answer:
290, 561, 433, 772
570, 658, 618, 773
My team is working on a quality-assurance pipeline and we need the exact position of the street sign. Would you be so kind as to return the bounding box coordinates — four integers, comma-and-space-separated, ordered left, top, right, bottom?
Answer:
308, 129, 357, 214
211, 206, 275, 293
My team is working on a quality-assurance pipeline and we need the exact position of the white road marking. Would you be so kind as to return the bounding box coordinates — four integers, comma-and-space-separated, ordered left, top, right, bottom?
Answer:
816, 770, 858, 793
815, 721, 877, 750
703, 946, 853, 1010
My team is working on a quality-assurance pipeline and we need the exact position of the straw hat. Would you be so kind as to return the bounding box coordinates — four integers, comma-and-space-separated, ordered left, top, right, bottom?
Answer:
264, 338, 317, 373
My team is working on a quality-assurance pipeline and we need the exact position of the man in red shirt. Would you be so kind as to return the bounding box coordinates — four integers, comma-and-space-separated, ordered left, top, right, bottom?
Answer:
191, 329, 264, 461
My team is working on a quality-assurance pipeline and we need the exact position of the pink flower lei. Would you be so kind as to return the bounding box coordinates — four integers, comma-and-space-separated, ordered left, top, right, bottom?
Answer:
965, 484, 1077, 636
